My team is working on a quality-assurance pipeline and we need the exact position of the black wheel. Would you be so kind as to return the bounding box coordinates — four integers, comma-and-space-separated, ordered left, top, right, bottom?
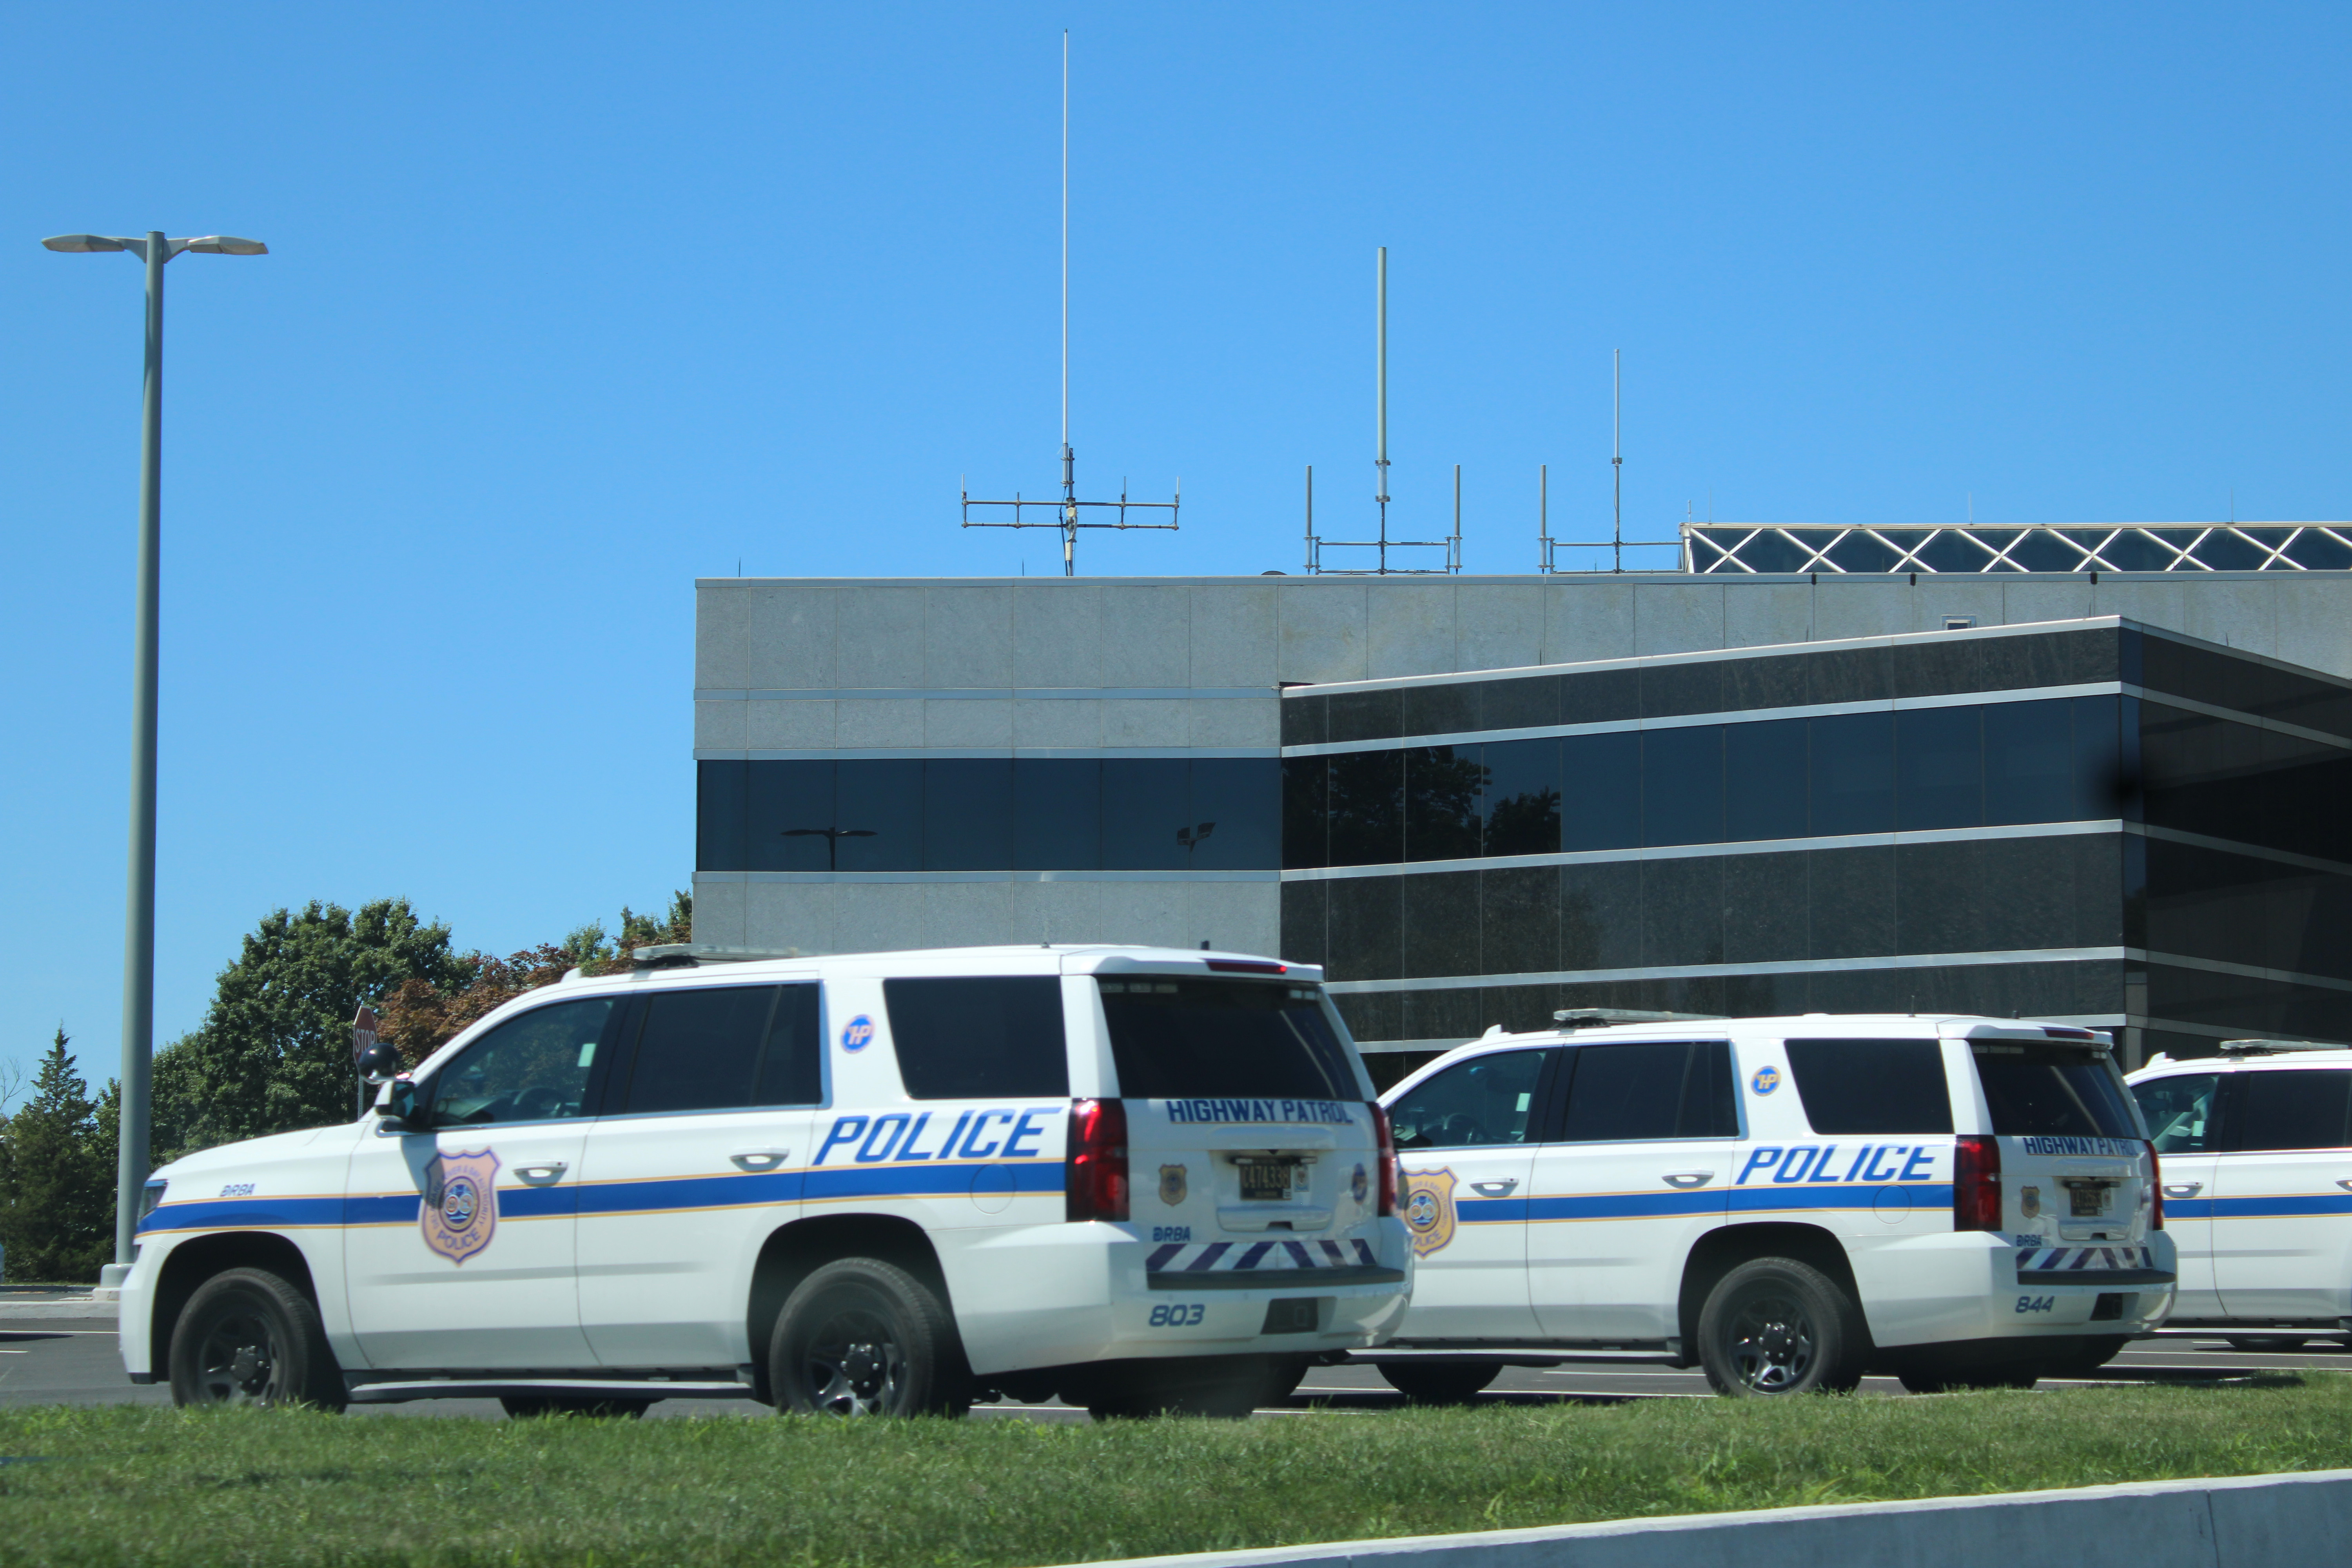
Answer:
2226, 1335, 2309, 1353
167, 1266, 346, 1411
1082, 1355, 1292, 1419
1378, 1360, 1500, 1404
768, 1257, 966, 1417
499, 1396, 651, 1418
1697, 1257, 1866, 1396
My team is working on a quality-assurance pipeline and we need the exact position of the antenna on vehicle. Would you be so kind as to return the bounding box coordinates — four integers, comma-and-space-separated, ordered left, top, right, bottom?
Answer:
959, 31, 1179, 576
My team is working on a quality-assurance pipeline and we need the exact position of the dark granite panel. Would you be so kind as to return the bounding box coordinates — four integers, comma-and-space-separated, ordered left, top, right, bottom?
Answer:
1402, 681, 1480, 740
1486, 984, 1560, 1034
1560, 667, 1641, 726
1480, 866, 1561, 976
1327, 688, 1403, 744
1561, 860, 1643, 971
1892, 636, 1984, 701
1479, 674, 1562, 732
1720, 969, 1810, 1019
1402, 871, 1481, 978
1809, 646, 1891, 705
1279, 693, 1328, 748
1324, 875, 1403, 982
1723, 851, 1809, 963
1641, 855, 1726, 968
2122, 832, 2148, 950
2071, 833, 2125, 948
1977, 629, 2074, 694
2144, 962, 2352, 1042
1660, 975, 1729, 1018
1894, 839, 1983, 956
1640, 659, 1725, 719
1809, 845, 1896, 959
1399, 986, 1484, 1043
1723, 653, 1809, 713
1278, 877, 1327, 969
1971, 836, 2073, 952
1333, 988, 1401, 1044
2054, 627, 2122, 686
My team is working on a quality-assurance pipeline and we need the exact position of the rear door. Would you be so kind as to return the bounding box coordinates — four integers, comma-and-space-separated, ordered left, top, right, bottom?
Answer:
1103, 976, 1392, 1294
1527, 1040, 1740, 1342
2212, 1067, 2352, 1322
1385, 1049, 1554, 1340
2130, 1070, 2224, 1316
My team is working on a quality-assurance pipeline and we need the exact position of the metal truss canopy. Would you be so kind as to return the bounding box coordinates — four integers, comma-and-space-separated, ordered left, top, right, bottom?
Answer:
1686, 523, 2352, 575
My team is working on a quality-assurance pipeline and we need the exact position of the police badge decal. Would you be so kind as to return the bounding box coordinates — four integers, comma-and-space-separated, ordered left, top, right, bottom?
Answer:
1159, 1164, 1187, 1205
421, 1149, 501, 1265
1402, 1167, 1457, 1258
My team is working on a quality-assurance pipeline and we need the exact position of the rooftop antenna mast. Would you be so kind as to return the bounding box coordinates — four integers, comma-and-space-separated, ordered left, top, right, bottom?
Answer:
961, 31, 1178, 575
1305, 246, 1462, 574
1539, 350, 1678, 572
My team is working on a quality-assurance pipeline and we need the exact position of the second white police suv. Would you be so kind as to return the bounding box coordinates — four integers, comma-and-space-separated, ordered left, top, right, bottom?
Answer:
118, 945, 1412, 1417
1367, 1010, 2173, 1398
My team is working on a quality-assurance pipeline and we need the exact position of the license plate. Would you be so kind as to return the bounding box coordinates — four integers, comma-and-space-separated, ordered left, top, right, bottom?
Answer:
2069, 1183, 2109, 1218
1240, 1164, 1293, 1201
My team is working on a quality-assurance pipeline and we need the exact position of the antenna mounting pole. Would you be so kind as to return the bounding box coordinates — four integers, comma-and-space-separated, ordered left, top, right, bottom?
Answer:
1612, 348, 1622, 575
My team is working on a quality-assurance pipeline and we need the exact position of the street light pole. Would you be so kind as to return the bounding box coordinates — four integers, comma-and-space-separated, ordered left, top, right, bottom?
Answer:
42, 229, 266, 1288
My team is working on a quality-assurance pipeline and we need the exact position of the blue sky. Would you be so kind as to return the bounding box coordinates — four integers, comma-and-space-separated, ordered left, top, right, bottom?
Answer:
4, 4, 2347, 1087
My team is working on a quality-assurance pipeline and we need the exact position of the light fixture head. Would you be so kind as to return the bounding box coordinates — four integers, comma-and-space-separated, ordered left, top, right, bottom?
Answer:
41, 234, 129, 253
180, 236, 267, 256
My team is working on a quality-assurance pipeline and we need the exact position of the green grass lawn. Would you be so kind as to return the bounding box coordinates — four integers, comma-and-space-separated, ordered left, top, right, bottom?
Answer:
0, 1377, 2347, 1568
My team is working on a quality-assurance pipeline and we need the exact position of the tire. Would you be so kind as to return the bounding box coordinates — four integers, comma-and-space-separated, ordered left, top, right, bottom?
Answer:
1696, 1257, 1867, 1396
768, 1257, 967, 1417
2040, 1335, 2134, 1380
167, 1266, 346, 1411
1379, 1360, 1500, 1404
1082, 1355, 1291, 1419
499, 1396, 652, 1419
2226, 1335, 2309, 1353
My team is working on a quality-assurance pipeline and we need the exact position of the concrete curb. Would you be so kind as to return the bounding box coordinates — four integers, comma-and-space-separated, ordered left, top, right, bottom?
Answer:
1083, 1467, 2352, 1568
0, 1299, 118, 1322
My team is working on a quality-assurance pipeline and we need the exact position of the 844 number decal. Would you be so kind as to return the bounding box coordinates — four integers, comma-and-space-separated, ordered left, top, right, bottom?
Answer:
2015, 1295, 2056, 1314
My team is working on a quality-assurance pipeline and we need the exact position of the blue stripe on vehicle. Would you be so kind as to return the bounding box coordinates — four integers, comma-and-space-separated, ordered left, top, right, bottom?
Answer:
1455, 1183, 1954, 1227
1728, 1183, 1952, 1214
138, 1196, 348, 1234
2165, 1193, 2352, 1220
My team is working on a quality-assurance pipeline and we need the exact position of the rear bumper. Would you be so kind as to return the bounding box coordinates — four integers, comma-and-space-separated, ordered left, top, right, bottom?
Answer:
1849, 1230, 2177, 1349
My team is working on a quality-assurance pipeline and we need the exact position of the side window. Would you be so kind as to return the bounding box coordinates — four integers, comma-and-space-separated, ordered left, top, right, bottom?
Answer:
1558, 1041, 1738, 1142
427, 999, 615, 1127
884, 976, 1069, 1100
620, 984, 824, 1115
1785, 1039, 1955, 1134
2221, 1071, 2352, 1154
1388, 1051, 1550, 1150
2132, 1073, 2221, 1155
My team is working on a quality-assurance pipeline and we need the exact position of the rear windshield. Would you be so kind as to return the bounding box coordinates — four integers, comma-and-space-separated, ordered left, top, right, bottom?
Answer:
1098, 979, 1361, 1100
1973, 1044, 2140, 1138
1786, 1039, 1954, 1134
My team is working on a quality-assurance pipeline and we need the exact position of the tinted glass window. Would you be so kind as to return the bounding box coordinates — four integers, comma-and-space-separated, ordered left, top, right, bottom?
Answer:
2223, 1070, 2352, 1153
834, 760, 923, 871
428, 999, 615, 1127
624, 985, 777, 1114
1559, 731, 1639, 851
1642, 725, 1724, 847
1484, 737, 1562, 856
1896, 705, 1982, 830
884, 976, 1069, 1100
1405, 746, 1484, 861
1014, 759, 1101, 870
1281, 757, 1329, 870
757, 984, 824, 1106
1726, 719, 1808, 842
924, 759, 1013, 872
1101, 758, 1192, 871
1811, 712, 1894, 834
697, 760, 749, 873
1327, 749, 1403, 866
1559, 1041, 1738, 1142
1785, 1038, 1954, 1134
1100, 979, 1359, 1100
1984, 700, 2074, 826
1973, 1046, 2140, 1138
1188, 757, 1281, 871
2133, 1073, 2221, 1155
2071, 695, 2126, 820
1388, 1049, 1548, 1149
757, 760, 841, 871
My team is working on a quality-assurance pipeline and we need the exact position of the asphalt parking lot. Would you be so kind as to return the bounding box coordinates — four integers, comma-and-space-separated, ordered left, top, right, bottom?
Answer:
5, 1308, 2342, 1420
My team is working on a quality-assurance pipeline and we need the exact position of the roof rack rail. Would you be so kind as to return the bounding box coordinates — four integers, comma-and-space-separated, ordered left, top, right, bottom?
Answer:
2218, 1038, 2344, 1056
1552, 1008, 1725, 1029
629, 944, 812, 970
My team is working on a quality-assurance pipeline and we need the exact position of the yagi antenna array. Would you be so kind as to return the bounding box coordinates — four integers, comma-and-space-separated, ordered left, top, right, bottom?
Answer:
960, 31, 1179, 577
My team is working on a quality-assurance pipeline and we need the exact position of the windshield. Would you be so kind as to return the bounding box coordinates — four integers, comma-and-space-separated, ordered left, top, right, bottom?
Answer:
1098, 978, 1361, 1100
1973, 1044, 2141, 1139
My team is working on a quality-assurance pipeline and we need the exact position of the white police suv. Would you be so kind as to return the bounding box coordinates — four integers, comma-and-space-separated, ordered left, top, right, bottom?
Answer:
1368, 1010, 2173, 1398
2129, 1041, 2352, 1351
120, 945, 1411, 1417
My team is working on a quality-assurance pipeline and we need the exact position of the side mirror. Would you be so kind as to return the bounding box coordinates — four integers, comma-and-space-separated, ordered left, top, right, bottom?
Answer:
376, 1078, 421, 1127
358, 1041, 403, 1085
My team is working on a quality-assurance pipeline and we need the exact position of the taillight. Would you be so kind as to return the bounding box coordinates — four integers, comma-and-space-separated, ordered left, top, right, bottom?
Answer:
1371, 1103, 1399, 1218
2145, 1140, 2163, 1230
1065, 1098, 1129, 1223
1953, 1134, 2002, 1232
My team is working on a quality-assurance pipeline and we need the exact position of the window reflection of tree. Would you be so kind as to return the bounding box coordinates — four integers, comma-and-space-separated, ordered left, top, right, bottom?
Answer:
1483, 784, 1561, 856
1406, 747, 1487, 860
1327, 751, 1404, 865
432, 1001, 609, 1126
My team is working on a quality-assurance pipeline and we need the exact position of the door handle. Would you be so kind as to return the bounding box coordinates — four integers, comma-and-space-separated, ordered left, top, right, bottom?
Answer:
1662, 1172, 1714, 1189
731, 1151, 791, 1173
2163, 1182, 2203, 1198
514, 1163, 568, 1186
1469, 1179, 1519, 1196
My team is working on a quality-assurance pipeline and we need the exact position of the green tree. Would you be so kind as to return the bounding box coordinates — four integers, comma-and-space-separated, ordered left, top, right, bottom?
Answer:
0, 1030, 114, 1282
152, 898, 471, 1157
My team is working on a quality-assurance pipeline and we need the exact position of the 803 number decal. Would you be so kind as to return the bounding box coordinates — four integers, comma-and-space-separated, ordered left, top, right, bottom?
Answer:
1148, 1303, 1205, 1328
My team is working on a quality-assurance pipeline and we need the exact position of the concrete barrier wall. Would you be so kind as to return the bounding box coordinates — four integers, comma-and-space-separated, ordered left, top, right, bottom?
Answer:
1086, 1467, 2352, 1568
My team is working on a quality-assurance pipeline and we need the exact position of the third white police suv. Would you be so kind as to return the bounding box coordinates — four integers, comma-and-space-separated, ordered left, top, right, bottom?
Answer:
118, 945, 1411, 1417
1368, 1011, 2174, 1398
2129, 1041, 2352, 1350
